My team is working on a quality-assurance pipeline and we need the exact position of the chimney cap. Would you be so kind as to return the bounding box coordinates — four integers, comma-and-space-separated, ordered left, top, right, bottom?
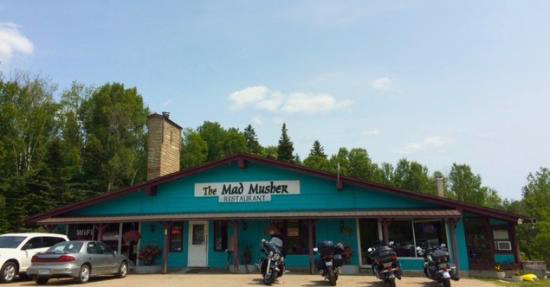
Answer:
162, 111, 170, 118
147, 113, 182, 130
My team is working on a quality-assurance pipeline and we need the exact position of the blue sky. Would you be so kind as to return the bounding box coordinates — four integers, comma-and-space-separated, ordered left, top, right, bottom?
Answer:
1, 0, 549, 200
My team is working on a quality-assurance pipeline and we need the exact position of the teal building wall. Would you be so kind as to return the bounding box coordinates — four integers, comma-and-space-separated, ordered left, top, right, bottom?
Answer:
59, 160, 516, 271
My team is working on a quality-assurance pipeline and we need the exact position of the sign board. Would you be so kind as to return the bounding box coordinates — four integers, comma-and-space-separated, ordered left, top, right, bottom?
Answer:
194, 180, 300, 203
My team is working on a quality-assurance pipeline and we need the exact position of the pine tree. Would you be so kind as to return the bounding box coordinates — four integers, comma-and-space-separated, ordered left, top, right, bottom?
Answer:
243, 124, 261, 154
310, 140, 326, 157
277, 123, 294, 162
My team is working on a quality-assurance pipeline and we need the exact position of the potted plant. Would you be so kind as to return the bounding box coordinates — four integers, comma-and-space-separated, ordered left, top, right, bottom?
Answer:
495, 265, 505, 279
138, 245, 161, 266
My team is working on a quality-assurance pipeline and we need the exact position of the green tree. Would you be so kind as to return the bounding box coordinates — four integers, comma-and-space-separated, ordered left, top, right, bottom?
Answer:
79, 83, 149, 193
447, 163, 502, 208
304, 140, 329, 171
243, 124, 261, 154
277, 123, 294, 162
0, 75, 59, 231
197, 121, 227, 161
180, 129, 208, 169
392, 159, 435, 194
347, 148, 383, 183
519, 167, 550, 264
261, 146, 278, 159
329, 148, 350, 176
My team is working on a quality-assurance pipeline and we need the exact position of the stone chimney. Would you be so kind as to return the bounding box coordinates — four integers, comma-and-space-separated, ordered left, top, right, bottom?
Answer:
436, 177, 445, 197
147, 112, 182, 180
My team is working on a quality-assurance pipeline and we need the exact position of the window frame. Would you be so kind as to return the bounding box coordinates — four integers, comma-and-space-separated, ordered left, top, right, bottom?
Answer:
272, 219, 315, 255
386, 219, 450, 259
169, 223, 184, 252
213, 221, 228, 252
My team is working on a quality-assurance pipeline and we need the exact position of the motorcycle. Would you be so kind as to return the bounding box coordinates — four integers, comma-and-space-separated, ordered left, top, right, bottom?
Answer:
367, 241, 402, 287
416, 243, 459, 287
259, 237, 285, 285
313, 241, 347, 286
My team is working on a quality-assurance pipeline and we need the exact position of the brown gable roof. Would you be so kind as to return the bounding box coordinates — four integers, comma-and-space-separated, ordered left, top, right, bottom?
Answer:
27, 154, 530, 224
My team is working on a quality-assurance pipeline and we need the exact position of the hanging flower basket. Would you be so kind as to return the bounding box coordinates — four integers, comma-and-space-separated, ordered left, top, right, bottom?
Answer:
138, 245, 161, 266
123, 230, 141, 243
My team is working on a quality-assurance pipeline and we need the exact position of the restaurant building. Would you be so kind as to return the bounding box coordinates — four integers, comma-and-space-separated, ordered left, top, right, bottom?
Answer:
28, 113, 528, 276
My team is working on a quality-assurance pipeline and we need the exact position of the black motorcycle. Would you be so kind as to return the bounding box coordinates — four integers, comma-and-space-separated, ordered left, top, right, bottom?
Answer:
416, 243, 459, 287
313, 241, 347, 286
367, 241, 402, 287
259, 238, 285, 285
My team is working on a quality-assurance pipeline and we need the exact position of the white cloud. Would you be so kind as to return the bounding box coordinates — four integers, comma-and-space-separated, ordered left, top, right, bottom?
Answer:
371, 77, 393, 91
229, 85, 269, 111
393, 136, 453, 155
362, 129, 381, 136
228, 85, 353, 115
0, 23, 33, 64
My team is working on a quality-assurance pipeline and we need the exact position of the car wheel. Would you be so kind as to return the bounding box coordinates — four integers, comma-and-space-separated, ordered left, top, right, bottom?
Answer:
76, 264, 91, 283
36, 276, 49, 285
0, 261, 18, 283
116, 261, 128, 278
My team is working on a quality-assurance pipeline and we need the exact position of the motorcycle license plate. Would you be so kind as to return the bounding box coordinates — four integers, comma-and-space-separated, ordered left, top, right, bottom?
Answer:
443, 271, 451, 279
325, 261, 333, 267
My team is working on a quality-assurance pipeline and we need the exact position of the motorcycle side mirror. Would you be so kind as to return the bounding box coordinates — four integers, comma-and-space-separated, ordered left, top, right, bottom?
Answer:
313, 247, 318, 253
367, 248, 373, 253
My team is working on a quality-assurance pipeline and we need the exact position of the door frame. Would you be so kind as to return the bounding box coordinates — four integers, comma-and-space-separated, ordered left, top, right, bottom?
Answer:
187, 220, 209, 267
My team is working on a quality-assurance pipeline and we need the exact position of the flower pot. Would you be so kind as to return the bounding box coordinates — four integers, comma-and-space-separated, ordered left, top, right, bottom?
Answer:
496, 271, 506, 279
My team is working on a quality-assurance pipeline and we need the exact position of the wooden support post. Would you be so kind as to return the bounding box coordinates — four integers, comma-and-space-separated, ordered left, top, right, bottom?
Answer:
95, 224, 107, 241
162, 222, 172, 274
233, 221, 240, 272
509, 222, 521, 265
382, 220, 390, 243
448, 219, 461, 276
308, 219, 315, 274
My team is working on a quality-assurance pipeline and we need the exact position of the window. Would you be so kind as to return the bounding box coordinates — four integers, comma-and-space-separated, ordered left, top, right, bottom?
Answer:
192, 224, 205, 245
43, 237, 66, 247
99, 242, 114, 254
493, 228, 512, 252
213, 221, 228, 251
170, 224, 184, 252
414, 220, 447, 250
47, 242, 83, 254
272, 220, 314, 255
0, 236, 26, 249
87, 242, 100, 254
387, 219, 449, 258
23, 237, 44, 250
388, 221, 415, 257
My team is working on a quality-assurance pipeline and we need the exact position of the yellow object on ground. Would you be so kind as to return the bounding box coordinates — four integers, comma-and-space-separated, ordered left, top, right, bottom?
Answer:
521, 273, 539, 282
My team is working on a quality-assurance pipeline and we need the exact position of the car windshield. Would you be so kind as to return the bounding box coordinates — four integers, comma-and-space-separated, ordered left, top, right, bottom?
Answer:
46, 242, 83, 254
0, 236, 26, 248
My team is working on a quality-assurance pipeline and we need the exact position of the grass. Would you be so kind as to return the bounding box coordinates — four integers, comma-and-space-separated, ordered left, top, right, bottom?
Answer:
489, 279, 550, 287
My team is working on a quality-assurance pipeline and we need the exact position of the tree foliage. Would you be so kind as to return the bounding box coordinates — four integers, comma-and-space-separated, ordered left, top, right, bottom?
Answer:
277, 123, 294, 162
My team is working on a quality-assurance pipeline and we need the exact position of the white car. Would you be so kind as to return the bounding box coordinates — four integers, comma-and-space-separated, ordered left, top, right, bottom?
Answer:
0, 233, 69, 283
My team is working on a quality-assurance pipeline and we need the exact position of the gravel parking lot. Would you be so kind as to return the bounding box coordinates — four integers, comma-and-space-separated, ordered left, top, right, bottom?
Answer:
5, 273, 499, 287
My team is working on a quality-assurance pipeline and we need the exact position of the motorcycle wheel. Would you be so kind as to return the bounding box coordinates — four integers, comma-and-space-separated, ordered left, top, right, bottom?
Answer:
263, 269, 277, 286
328, 268, 337, 286
387, 278, 396, 287
260, 260, 267, 276
278, 264, 285, 277
442, 278, 451, 287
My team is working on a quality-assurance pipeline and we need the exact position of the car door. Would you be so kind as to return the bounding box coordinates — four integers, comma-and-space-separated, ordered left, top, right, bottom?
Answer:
98, 242, 118, 273
86, 242, 107, 275
19, 237, 45, 271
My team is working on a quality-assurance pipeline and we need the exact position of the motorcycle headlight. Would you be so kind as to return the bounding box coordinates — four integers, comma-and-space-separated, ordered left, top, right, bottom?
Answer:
274, 253, 280, 260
